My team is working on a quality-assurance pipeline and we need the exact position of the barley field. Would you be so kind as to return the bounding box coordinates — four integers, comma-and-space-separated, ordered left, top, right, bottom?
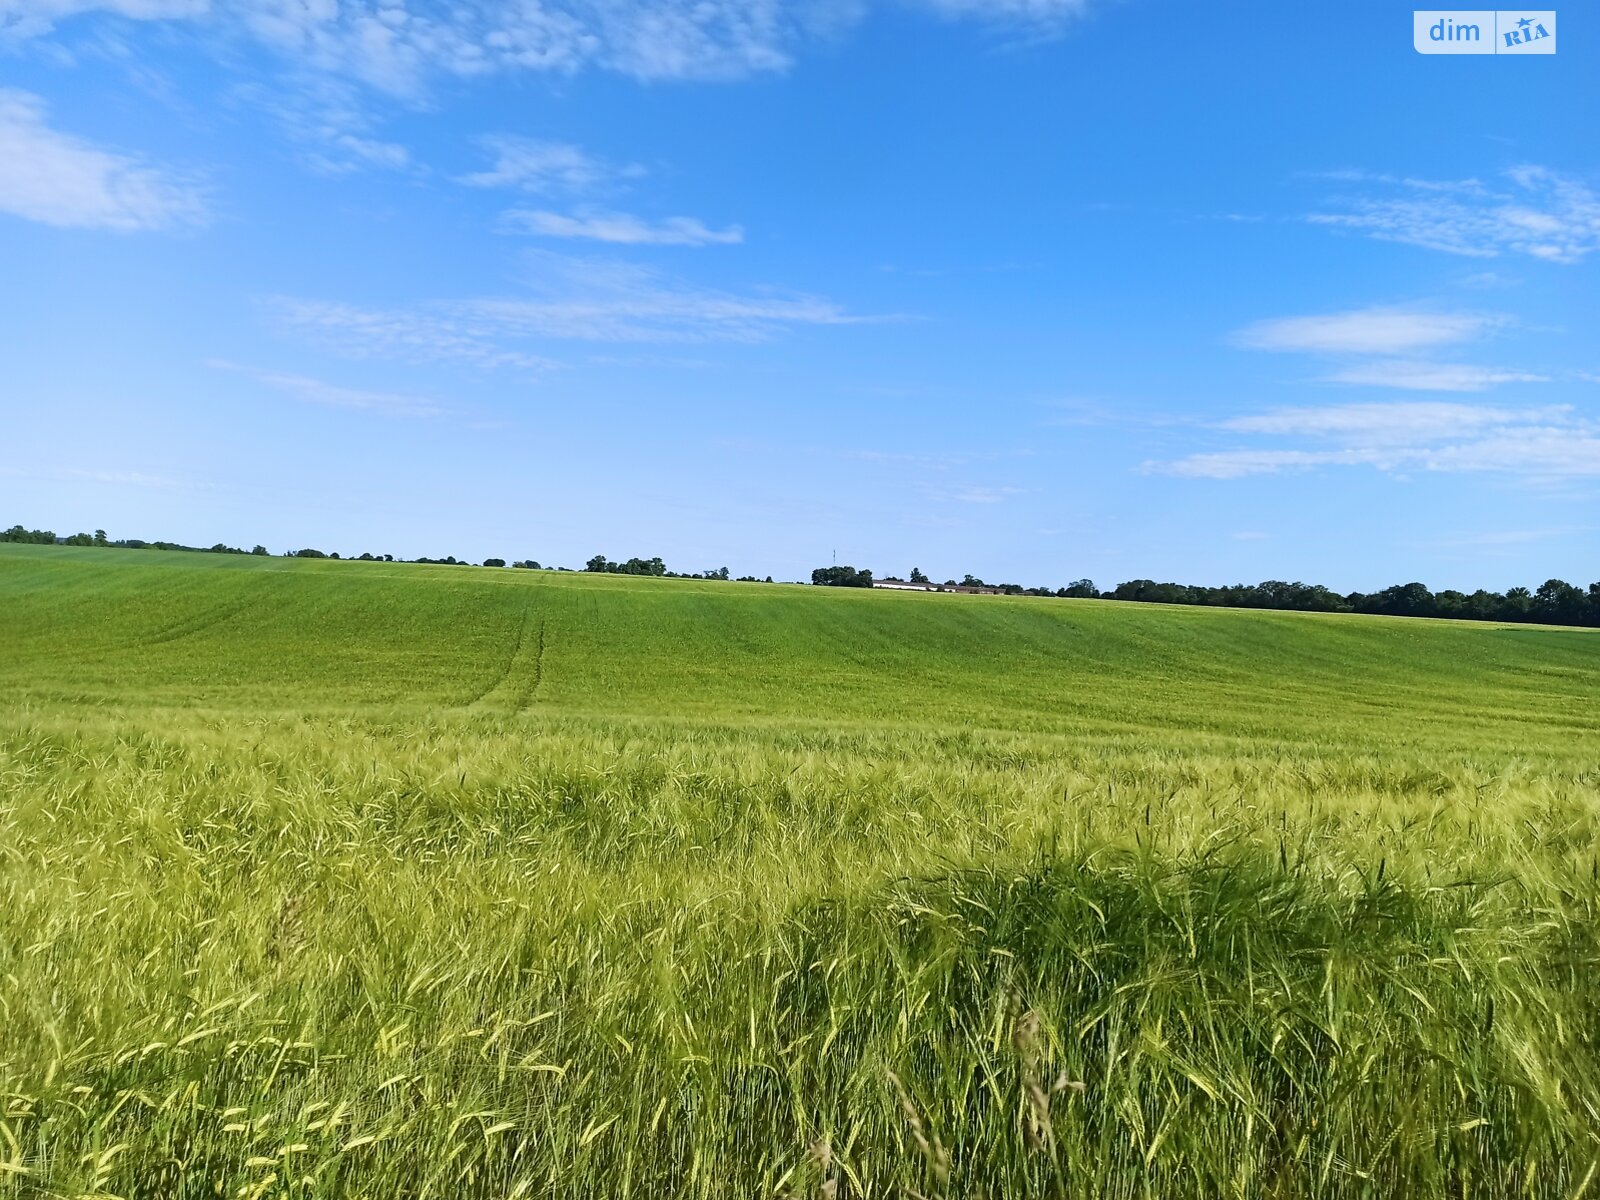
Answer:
2, 543, 1599, 1199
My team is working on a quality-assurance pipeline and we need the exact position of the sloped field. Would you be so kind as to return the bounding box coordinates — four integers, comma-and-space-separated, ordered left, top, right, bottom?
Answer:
2, 544, 1598, 1197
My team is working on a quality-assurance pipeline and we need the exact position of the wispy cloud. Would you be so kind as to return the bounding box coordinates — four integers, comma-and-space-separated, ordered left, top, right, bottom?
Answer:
1233, 307, 1503, 355
1231, 306, 1542, 393
0, 0, 205, 42
235, 78, 411, 176
268, 298, 560, 370
273, 250, 874, 360
925, 483, 1028, 504
1152, 401, 1600, 481
505, 209, 744, 246
1, 463, 199, 489
1221, 401, 1536, 442
459, 136, 642, 192
0, 87, 207, 230
1320, 361, 1548, 393
461, 251, 871, 342
7, 0, 1107, 92
1308, 165, 1600, 263
209, 360, 447, 417
917, 0, 1095, 29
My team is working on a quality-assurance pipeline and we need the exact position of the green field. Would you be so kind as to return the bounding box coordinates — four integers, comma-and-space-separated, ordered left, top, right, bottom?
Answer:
3, 543, 1599, 1198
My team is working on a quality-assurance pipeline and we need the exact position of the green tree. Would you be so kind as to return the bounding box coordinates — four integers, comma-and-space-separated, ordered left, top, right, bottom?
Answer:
1533, 578, 1585, 625
811, 565, 873, 588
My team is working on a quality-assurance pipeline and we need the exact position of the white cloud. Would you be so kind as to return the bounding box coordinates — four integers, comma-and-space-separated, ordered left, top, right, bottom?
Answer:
0, 87, 206, 230
1233, 307, 1501, 355
1309, 165, 1600, 263
210, 360, 446, 417
1320, 361, 1548, 393
273, 251, 873, 360
917, 0, 1094, 32
268, 298, 560, 370
505, 209, 744, 245
1153, 401, 1600, 481
1222, 401, 1528, 443
1232, 306, 1544, 394
941, 484, 1026, 504
591, 0, 795, 81
0, 0, 206, 40
6, 0, 1105, 91
1160, 449, 1379, 480
236, 78, 412, 175
460, 136, 641, 192
460, 252, 867, 341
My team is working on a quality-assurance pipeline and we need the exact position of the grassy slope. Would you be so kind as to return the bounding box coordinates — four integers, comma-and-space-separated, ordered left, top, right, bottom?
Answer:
3, 544, 1600, 1198
4, 543, 1595, 745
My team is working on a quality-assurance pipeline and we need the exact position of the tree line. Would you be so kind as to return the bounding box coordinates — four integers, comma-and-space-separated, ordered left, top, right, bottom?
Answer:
809, 562, 1600, 629
7, 525, 1594, 629
1, 526, 773, 585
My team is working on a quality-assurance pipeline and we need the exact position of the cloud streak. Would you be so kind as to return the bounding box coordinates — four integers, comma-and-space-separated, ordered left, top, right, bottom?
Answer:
1233, 307, 1502, 355
0, 87, 207, 231
5, 0, 1107, 92
1152, 401, 1600, 481
210, 360, 448, 417
505, 209, 744, 245
1309, 166, 1600, 263
1320, 361, 1548, 393
272, 251, 875, 362
460, 136, 642, 192
1232, 305, 1543, 393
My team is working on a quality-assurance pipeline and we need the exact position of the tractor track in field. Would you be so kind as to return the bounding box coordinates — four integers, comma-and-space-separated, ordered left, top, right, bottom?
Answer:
129, 595, 257, 649
466, 602, 547, 710
512, 617, 548, 712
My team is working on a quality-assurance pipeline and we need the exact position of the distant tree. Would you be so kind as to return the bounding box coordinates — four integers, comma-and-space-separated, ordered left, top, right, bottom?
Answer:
294, 548, 327, 558
2, 525, 56, 544
708, 566, 730, 580
910, 566, 930, 584
585, 555, 610, 573
483, 558, 506, 568
251, 545, 268, 556
93, 529, 108, 546
1502, 586, 1533, 620
1367, 582, 1435, 618
811, 565, 873, 588
1534, 578, 1586, 625
961, 574, 985, 589
1060, 578, 1098, 598
512, 560, 541, 569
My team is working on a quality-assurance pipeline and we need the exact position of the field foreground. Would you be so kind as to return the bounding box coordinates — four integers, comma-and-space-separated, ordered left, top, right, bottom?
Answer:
3, 545, 1600, 1198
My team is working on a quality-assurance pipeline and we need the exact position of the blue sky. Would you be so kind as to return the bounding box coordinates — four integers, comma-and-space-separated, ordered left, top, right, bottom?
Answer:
1, 1, 1596, 589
